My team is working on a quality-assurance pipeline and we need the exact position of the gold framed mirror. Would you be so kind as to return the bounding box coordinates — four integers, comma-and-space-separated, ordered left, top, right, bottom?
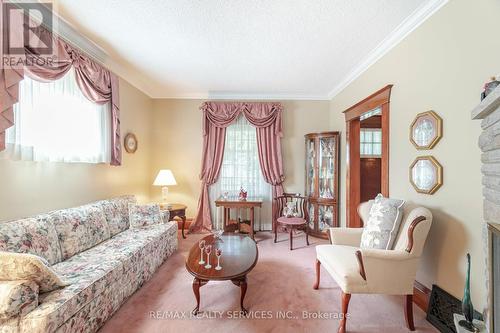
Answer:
409, 156, 443, 194
410, 111, 442, 150
124, 133, 138, 154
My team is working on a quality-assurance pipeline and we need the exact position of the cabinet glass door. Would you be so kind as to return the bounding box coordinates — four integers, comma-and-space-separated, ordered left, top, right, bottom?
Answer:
308, 204, 315, 230
306, 138, 316, 197
318, 205, 335, 231
318, 136, 336, 199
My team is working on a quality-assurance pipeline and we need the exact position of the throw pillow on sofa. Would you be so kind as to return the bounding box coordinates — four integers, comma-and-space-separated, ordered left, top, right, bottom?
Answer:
0, 280, 39, 319
360, 194, 405, 250
0, 252, 68, 292
129, 203, 162, 228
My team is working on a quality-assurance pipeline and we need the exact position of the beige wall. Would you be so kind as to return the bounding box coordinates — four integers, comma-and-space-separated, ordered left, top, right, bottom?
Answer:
330, 0, 500, 309
150, 99, 330, 218
0, 78, 153, 221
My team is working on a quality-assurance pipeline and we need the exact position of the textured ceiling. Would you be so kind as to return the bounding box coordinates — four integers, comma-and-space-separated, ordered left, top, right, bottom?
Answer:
54, 0, 444, 99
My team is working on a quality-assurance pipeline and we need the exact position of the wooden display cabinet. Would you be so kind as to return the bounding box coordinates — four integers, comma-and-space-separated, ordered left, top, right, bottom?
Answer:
305, 132, 340, 238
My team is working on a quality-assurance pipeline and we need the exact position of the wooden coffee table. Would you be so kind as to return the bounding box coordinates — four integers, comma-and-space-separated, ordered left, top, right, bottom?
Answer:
185, 234, 258, 314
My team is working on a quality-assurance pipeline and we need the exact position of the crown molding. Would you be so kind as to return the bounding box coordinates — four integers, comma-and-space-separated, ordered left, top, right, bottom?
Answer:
150, 92, 331, 101
327, 0, 449, 100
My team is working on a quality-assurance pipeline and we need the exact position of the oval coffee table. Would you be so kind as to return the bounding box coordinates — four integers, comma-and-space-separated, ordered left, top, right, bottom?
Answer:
186, 233, 258, 314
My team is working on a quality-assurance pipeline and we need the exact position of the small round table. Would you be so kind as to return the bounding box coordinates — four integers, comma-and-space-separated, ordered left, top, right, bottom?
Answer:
166, 204, 187, 239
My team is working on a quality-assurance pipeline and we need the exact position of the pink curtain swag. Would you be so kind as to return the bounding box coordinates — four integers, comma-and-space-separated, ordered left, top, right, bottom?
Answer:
189, 101, 285, 233
0, 8, 121, 165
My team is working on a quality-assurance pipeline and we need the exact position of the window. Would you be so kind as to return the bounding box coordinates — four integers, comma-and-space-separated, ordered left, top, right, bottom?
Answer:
3, 68, 111, 163
360, 128, 382, 157
209, 115, 272, 230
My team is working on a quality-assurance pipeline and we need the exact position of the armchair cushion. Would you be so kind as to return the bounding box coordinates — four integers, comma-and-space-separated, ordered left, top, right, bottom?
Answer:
316, 245, 367, 293
0, 280, 39, 319
360, 194, 405, 250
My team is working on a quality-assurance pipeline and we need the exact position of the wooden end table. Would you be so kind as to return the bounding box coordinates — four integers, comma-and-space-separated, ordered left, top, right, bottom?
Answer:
163, 204, 187, 239
214, 197, 262, 239
185, 233, 258, 314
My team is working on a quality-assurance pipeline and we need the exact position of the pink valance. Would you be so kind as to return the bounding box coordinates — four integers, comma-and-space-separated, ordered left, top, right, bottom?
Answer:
190, 101, 285, 232
201, 101, 283, 136
0, 9, 121, 165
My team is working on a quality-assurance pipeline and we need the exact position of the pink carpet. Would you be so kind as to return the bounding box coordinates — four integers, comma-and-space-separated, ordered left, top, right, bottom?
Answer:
99, 231, 438, 333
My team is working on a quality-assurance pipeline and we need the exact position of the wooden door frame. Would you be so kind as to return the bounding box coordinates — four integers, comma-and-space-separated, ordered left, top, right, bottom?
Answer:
343, 85, 393, 228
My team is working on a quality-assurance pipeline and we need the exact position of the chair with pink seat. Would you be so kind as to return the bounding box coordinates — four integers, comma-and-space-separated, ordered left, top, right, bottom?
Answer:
274, 193, 309, 250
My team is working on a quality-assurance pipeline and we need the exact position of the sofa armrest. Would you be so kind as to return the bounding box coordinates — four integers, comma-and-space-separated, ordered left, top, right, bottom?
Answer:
356, 249, 419, 294
161, 210, 170, 223
327, 227, 363, 246
0, 280, 39, 320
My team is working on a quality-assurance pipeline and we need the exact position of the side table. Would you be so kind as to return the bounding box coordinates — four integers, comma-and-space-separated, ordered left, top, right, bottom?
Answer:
162, 204, 187, 239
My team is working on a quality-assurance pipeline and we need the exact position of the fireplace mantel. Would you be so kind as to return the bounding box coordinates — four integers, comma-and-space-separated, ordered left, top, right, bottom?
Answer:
472, 85, 500, 333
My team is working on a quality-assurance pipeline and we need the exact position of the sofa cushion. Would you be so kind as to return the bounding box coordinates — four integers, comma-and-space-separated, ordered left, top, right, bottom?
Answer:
316, 244, 367, 293
129, 203, 162, 228
50, 204, 111, 260
96, 195, 137, 237
18, 222, 177, 332
0, 252, 67, 292
0, 216, 62, 265
0, 280, 39, 320
360, 194, 405, 250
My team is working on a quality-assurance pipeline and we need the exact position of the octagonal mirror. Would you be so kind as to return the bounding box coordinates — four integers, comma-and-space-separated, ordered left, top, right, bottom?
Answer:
410, 111, 442, 149
410, 156, 443, 194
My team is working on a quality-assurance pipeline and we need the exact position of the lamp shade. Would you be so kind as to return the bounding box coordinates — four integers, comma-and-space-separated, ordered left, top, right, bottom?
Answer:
153, 170, 177, 186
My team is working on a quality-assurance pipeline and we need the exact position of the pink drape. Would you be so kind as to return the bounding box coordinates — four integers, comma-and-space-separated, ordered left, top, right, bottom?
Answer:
0, 10, 121, 165
190, 101, 284, 232
0, 3, 24, 151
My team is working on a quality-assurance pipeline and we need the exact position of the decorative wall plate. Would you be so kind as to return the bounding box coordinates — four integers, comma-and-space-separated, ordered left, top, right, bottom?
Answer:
410, 111, 442, 150
410, 156, 443, 194
124, 133, 138, 153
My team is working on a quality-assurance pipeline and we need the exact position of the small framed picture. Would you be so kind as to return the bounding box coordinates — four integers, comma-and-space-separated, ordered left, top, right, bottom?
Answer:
410, 111, 442, 150
409, 156, 443, 194
124, 133, 138, 154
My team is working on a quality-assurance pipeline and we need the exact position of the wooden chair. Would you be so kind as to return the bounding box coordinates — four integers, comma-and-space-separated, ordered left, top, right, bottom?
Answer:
274, 193, 309, 250
313, 201, 433, 333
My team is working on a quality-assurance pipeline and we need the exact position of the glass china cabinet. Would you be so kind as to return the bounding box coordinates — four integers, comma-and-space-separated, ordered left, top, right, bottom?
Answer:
305, 132, 340, 238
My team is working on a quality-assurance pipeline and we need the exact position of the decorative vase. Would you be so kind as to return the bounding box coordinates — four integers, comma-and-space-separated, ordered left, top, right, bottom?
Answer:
238, 187, 247, 201
459, 253, 477, 332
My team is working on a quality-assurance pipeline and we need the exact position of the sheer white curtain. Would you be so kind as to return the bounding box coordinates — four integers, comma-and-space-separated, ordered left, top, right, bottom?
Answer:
2, 68, 111, 163
209, 115, 272, 230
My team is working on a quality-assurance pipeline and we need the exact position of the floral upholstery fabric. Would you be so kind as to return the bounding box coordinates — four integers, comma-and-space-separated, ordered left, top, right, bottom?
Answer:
0, 216, 62, 265
0, 280, 39, 320
128, 203, 162, 228
50, 205, 111, 260
0, 252, 68, 293
95, 195, 137, 237
161, 210, 170, 224
9, 222, 178, 333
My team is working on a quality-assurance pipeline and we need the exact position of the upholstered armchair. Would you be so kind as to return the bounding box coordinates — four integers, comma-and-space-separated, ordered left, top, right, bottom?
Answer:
314, 201, 432, 333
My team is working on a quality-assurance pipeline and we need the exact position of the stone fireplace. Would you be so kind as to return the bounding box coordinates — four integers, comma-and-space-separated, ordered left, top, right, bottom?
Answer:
472, 85, 500, 332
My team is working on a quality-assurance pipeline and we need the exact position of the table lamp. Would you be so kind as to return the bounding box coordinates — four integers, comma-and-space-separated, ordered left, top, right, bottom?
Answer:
153, 169, 177, 209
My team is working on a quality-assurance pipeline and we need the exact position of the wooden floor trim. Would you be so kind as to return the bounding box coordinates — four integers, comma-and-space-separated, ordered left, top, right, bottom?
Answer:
413, 280, 431, 312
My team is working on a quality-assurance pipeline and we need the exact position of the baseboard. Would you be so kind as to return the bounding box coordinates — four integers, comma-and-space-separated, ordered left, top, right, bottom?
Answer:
413, 280, 431, 312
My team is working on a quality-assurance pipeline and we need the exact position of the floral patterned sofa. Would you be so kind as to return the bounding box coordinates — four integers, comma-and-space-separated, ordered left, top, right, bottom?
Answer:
0, 195, 178, 333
